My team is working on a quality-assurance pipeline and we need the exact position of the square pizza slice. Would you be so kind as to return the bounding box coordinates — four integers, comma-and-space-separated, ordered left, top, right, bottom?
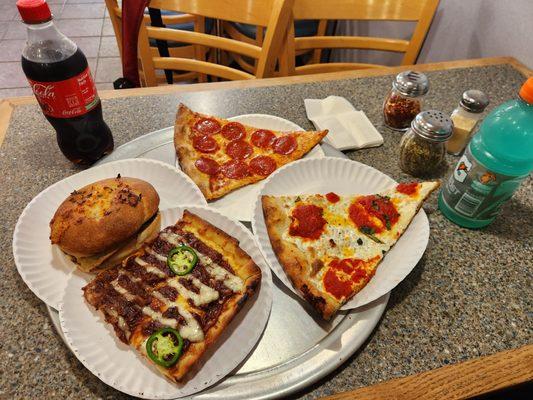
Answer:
83, 210, 261, 381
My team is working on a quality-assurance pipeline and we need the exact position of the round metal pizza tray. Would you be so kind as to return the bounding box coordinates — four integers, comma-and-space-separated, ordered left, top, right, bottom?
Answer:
47, 125, 390, 399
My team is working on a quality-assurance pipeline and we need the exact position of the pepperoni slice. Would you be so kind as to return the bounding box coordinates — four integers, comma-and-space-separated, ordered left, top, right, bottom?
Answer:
273, 135, 297, 155
249, 156, 277, 176
220, 122, 245, 140
193, 118, 221, 135
251, 129, 276, 148
226, 140, 253, 159
192, 135, 219, 153
220, 160, 250, 179
195, 157, 220, 176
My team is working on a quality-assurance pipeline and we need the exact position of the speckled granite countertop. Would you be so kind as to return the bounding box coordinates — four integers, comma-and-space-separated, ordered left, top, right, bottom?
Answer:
1, 64, 531, 399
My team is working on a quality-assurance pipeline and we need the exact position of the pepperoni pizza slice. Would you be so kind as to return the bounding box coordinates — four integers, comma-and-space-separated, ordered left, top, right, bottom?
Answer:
174, 104, 328, 200
261, 181, 439, 320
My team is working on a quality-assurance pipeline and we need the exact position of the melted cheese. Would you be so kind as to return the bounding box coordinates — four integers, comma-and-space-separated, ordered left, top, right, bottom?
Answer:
134, 257, 167, 278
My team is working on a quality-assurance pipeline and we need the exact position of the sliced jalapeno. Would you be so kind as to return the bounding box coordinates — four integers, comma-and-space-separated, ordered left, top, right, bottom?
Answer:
146, 327, 183, 368
167, 245, 198, 275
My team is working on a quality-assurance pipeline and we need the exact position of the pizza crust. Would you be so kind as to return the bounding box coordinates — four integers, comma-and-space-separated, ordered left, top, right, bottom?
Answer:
262, 196, 340, 320
174, 104, 328, 201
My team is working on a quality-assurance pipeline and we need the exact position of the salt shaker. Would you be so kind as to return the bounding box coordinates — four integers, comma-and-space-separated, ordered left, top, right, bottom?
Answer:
399, 110, 453, 176
446, 89, 489, 155
383, 71, 429, 131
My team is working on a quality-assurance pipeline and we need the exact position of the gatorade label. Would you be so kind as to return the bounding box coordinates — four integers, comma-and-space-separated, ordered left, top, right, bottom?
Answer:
28, 67, 99, 119
441, 148, 527, 221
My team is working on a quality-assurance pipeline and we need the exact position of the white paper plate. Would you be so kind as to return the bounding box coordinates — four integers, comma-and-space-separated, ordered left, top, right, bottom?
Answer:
252, 157, 430, 310
176, 114, 324, 221
59, 206, 273, 399
13, 159, 206, 310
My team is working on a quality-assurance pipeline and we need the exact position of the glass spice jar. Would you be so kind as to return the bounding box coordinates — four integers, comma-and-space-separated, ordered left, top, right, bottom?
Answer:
383, 70, 429, 131
399, 110, 453, 177
446, 89, 489, 155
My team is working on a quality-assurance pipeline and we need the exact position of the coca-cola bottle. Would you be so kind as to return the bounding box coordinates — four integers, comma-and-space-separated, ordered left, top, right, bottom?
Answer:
17, 0, 114, 165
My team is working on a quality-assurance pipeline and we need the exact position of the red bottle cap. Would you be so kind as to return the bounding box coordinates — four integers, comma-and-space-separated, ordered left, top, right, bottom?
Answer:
17, 0, 52, 24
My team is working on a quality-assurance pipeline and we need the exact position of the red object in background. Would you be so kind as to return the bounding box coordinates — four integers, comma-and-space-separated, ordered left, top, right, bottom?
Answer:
121, 0, 150, 87
17, 0, 114, 165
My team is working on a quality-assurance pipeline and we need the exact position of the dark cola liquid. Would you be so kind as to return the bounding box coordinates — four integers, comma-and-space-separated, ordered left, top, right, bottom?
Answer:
22, 48, 113, 165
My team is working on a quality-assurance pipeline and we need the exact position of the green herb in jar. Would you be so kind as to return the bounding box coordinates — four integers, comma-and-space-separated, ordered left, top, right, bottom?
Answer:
399, 110, 452, 177
399, 133, 445, 176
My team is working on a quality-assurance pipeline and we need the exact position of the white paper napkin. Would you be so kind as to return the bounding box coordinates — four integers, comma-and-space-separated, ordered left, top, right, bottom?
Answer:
304, 96, 383, 151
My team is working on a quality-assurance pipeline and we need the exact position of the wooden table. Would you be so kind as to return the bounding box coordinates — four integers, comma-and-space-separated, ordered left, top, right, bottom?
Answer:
1, 56, 531, 400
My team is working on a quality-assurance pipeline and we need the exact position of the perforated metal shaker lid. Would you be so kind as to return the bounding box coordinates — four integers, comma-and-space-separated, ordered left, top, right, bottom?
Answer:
392, 71, 429, 97
411, 110, 453, 142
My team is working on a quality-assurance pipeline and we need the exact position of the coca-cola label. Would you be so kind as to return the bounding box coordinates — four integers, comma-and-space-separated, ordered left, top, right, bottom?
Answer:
28, 67, 99, 118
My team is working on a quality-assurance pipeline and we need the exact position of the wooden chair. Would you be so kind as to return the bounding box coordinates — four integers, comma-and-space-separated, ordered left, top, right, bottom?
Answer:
282, 0, 439, 75
104, 0, 208, 83
137, 0, 293, 85
222, 19, 330, 75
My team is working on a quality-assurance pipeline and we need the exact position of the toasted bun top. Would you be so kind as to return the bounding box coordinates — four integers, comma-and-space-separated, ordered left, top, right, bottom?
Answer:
50, 176, 160, 257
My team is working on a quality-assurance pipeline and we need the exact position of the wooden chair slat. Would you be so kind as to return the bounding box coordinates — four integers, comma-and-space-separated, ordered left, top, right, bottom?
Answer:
295, 36, 410, 52
292, 0, 431, 21
146, 27, 262, 59
148, 0, 275, 26
152, 57, 255, 81
295, 62, 386, 74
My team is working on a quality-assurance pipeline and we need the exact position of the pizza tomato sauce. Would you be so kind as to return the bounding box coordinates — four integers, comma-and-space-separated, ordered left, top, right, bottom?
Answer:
325, 192, 340, 203
397, 182, 419, 196
323, 256, 379, 299
349, 195, 399, 234
288, 204, 326, 240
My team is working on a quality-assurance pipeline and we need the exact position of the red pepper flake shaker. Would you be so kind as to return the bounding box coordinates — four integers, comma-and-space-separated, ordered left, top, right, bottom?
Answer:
383, 71, 429, 131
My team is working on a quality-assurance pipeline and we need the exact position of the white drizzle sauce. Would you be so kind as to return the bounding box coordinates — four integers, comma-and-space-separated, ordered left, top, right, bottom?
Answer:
160, 231, 244, 293
150, 292, 204, 342
134, 256, 167, 278
105, 229, 246, 344
107, 309, 130, 339
167, 276, 219, 306
145, 247, 168, 263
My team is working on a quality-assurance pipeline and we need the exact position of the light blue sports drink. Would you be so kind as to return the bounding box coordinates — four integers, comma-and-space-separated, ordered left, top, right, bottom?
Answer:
439, 77, 533, 228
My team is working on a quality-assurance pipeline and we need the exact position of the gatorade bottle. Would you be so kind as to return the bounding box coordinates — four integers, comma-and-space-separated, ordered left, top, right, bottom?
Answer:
439, 78, 533, 228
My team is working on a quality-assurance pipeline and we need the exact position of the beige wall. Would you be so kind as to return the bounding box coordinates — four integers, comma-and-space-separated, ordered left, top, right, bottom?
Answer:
334, 0, 533, 68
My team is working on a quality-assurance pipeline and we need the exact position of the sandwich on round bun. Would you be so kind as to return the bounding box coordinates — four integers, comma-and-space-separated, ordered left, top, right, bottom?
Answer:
50, 175, 161, 272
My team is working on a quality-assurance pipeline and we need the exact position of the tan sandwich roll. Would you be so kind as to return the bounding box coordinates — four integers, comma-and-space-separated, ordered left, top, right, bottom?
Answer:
50, 176, 161, 272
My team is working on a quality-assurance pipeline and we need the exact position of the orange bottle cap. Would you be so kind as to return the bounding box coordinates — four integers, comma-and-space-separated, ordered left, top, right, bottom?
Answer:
519, 77, 533, 104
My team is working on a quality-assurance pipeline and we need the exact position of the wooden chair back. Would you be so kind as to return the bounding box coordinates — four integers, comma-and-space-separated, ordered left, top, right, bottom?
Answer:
283, 0, 439, 75
138, 0, 294, 85
104, 0, 202, 83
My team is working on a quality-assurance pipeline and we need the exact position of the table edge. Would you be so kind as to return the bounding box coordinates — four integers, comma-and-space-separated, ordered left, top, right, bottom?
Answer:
320, 344, 533, 400
1, 56, 531, 399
